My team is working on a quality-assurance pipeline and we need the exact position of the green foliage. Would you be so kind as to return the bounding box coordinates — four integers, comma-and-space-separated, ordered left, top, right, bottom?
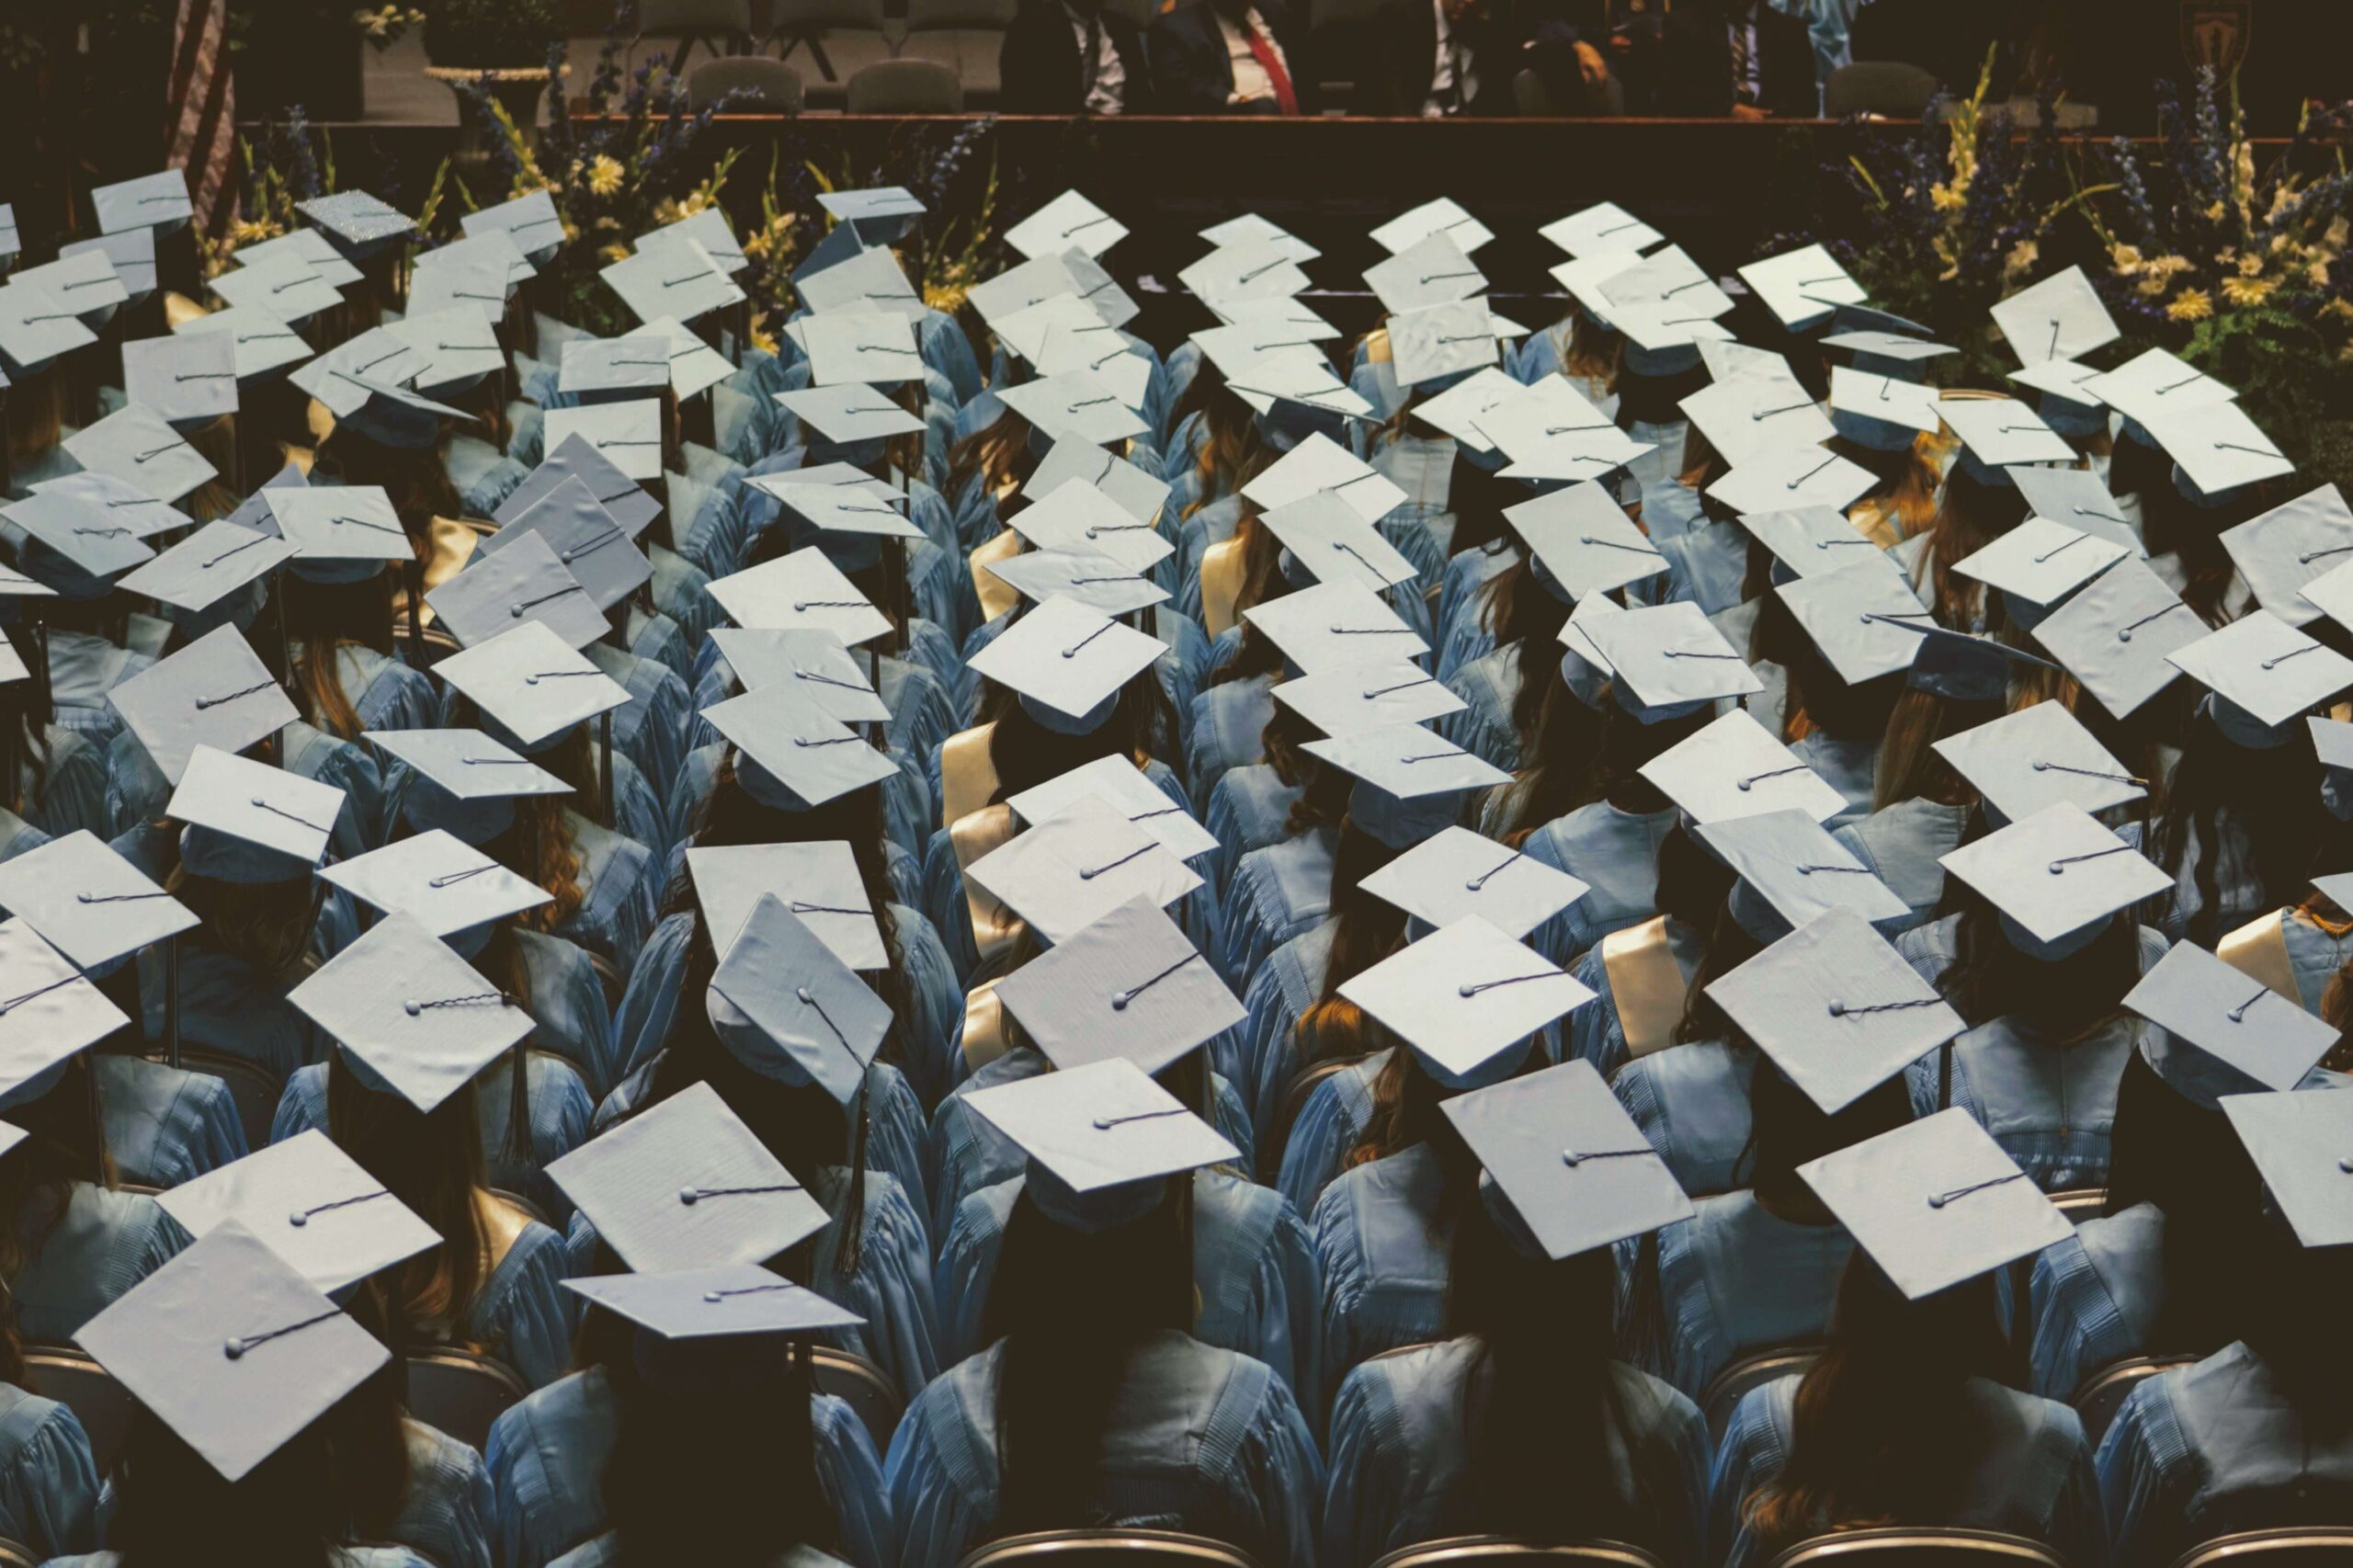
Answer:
425, 0, 563, 67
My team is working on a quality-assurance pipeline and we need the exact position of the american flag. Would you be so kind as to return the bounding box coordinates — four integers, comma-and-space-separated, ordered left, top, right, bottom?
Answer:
166, 0, 238, 234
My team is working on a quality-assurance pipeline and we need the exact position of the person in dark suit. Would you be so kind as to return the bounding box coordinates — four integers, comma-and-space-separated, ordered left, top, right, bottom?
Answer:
999, 0, 1152, 114
1614, 0, 1816, 118
1357, 0, 1529, 116
1149, 0, 1315, 115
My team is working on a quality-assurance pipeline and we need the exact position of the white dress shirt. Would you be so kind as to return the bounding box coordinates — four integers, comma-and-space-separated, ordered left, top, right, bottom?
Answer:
1215, 6, 1289, 107
1064, 1, 1127, 113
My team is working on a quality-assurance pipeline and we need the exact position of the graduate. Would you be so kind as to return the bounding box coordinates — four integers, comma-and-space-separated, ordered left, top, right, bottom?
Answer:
0, 1130, 97, 1559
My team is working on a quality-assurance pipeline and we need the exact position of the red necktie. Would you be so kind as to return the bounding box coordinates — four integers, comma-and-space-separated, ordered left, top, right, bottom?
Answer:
1243, 19, 1301, 116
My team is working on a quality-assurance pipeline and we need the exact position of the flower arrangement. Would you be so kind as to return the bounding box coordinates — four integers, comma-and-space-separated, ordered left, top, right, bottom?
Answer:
426, 0, 562, 68
352, 5, 427, 51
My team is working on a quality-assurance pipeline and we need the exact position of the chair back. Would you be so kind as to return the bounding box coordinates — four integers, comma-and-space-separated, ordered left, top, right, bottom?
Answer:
2166, 1528, 2353, 1567
24, 1345, 139, 1476
2048, 1188, 2108, 1223
642, 0, 756, 31
2073, 1355, 2196, 1446
688, 55, 807, 110
847, 57, 965, 110
907, 0, 1018, 29
488, 1187, 555, 1230
1264, 1053, 1362, 1184
405, 1346, 531, 1454
1764, 1527, 2070, 1568
773, 0, 890, 37
1371, 1540, 1670, 1568
957, 1529, 1263, 1567
173, 1048, 287, 1153
1700, 1345, 1824, 1439
1824, 62, 1939, 119
813, 1345, 904, 1450
0, 1540, 34, 1568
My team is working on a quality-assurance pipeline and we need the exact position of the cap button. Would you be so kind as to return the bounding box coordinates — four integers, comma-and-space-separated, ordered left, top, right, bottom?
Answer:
2031, 762, 2050, 772
796, 987, 813, 1003
510, 605, 525, 618
1927, 1194, 1949, 1210
403, 1000, 421, 1017
1110, 992, 1131, 1011
1826, 1001, 1847, 1017
678, 1186, 701, 1205
703, 1290, 726, 1302
223, 1338, 246, 1359
2338, 1157, 2353, 1174
288, 1210, 309, 1227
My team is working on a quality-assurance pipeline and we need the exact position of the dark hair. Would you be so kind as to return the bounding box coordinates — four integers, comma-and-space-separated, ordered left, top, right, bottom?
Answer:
0, 1053, 114, 1284
268, 574, 398, 742
1290, 819, 1410, 1066
945, 406, 1035, 507
1738, 1061, 1913, 1212
976, 662, 1178, 801
2150, 707, 2324, 948
1475, 560, 1573, 757
0, 623, 54, 817
1921, 464, 2029, 634
1934, 893, 2143, 1036
2103, 1049, 2265, 1354
1873, 685, 1998, 812
1490, 659, 1604, 846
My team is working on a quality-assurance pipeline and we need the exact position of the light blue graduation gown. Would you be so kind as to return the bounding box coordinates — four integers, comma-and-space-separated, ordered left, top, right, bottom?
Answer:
1274, 1050, 1386, 1222
43, 631, 149, 748
1616, 1191, 1853, 1401
1184, 675, 1275, 811
485, 1370, 892, 1568
9, 1183, 186, 1344
390, 1417, 498, 1568
1440, 641, 1528, 773
931, 1169, 1322, 1395
1200, 764, 1302, 904
1436, 541, 1518, 668
648, 540, 724, 653
93, 1054, 247, 1191
579, 642, 694, 811
1712, 1375, 2104, 1568
1311, 1141, 1453, 1409
623, 604, 693, 686
2028, 1201, 2167, 1403
52, 1551, 432, 1568
1790, 732, 1881, 827
445, 433, 531, 518
1834, 798, 1970, 934
1522, 802, 1676, 967
0, 1383, 97, 1561
1612, 1040, 1757, 1199
137, 941, 320, 1085
20, 726, 108, 844
1904, 1012, 2139, 1191
1218, 829, 1336, 992
310, 642, 441, 736
2097, 1341, 2353, 1567
1655, 519, 1749, 619
1239, 918, 1340, 1137
1565, 918, 1709, 1081
1324, 1340, 1710, 1568
553, 809, 659, 970
884, 1329, 1324, 1568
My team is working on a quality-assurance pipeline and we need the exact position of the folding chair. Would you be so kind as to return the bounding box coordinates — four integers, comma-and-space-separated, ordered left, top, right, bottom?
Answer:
772, 0, 890, 85
958, 1529, 1264, 1567
641, 0, 757, 68
846, 57, 965, 110
813, 1345, 905, 1451
1371, 1540, 1671, 1568
405, 1346, 531, 1454
2072, 1355, 2195, 1447
2166, 1528, 2353, 1568
1701, 1345, 1824, 1440
23, 1345, 139, 1476
688, 55, 808, 111
1764, 1527, 2071, 1568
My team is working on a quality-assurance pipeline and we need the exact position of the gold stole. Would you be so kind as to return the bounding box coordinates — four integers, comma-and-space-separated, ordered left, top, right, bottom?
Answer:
938, 722, 1001, 834
1847, 496, 1904, 551
971, 528, 1022, 624
1600, 915, 1686, 1061
2218, 908, 2300, 1006
1200, 535, 1248, 639
949, 803, 1025, 963
1363, 328, 1392, 365
960, 977, 1013, 1073
391, 519, 481, 627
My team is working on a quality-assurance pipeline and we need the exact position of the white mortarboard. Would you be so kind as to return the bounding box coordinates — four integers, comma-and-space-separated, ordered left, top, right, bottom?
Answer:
1697, 809, 1909, 937
707, 628, 890, 723
1503, 483, 1667, 600
366, 729, 569, 808
706, 895, 888, 1102
1826, 365, 1943, 436
1486, 418, 1654, 490
995, 370, 1149, 447
495, 435, 663, 539
1199, 211, 1319, 262
0, 828, 196, 969
168, 744, 343, 878
820, 184, 927, 243
995, 896, 1240, 1076
2126, 940, 2338, 1096
297, 190, 415, 256
1933, 699, 2145, 823
1269, 658, 1464, 739
427, 532, 606, 651
14, 249, 128, 325
1342, 915, 1593, 1087
265, 486, 411, 569
27, 472, 186, 548
0, 283, 97, 371
93, 170, 192, 234
1640, 708, 1848, 826
1940, 397, 2075, 470
1363, 232, 1486, 315
1243, 431, 1405, 526
106, 626, 295, 786
1598, 244, 1726, 315
317, 830, 552, 937
1608, 300, 1738, 357
1178, 237, 1309, 305
210, 250, 342, 322
965, 252, 1085, 333
983, 546, 1165, 617
1259, 493, 1418, 593
433, 619, 631, 748
1738, 244, 1868, 330
1938, 802, 2170, 949
1709, 907, 1961, 1112
1992, 265, 2119, 366
548, 1079, 831, 1272
541, 400, 664, 483
1735, 506, 1879, 582
967, 796, 1200, 946
1299, 722, 1510, 805
1443, 1058, 1693, 1260
288, 331, 426, 416
1583, 601, 1762, 714
289, 912, 533, 1110
477, 475, 653, 613
1818, 329, 1956, 369
1385, 299, 1498, 389
2220, 484, 2353, 630
701, 681, 900, 808
688, 841, 884, 970
1410, 367, 1522, 452
0, 205, 15, 262
564, 1268, 861, 1340
461, 188, 566, 257
1024, 438, 1170, 528
1006, 753, 1218, 863
1699, 339, 1802, 386
600, 239, 745, 324
233, 228, 363, 290
120, 331, 239, 426
797, 242, 926, 323
627, 317, 734, 401
1706, 443, 1876, 516
2007, 357, 2109, 410
1005, 191, 1127, 259
965, 595, 1164, 725
774, 382, 926, 448
75, 1222, 391, 1483
1800, 1108, 2073, 1300
2010, 467, 2140, 551
52, 239, 152, 313
1358, 824, 1588, 939
2086, 347, 2234, 428
403, 252, 514, 325
707, 547, 893, 648
317, 375, 468, 449
0, 916, 126, 1103
1223, 352, 1374, 432
632, 206, 749, 275
1679, 374, 1834, 466
2147, 400, 2295, 496
1539, 201, 1660, 258
6, 488, 157, 580
2217, 1089, 2353, 1249
983, 292, 1104, 368
63, 403, 216, 506
2168, 611, 2353, 728
555, 335, 674, 400
1243, 579, 1428, 675
964, 1056, 1238, 1230
1775, 554, 1935, 683
156, 1131, 438, 1294
1951, 517, 2129, 614
117, 523, 292, 615
1007, 478, 1170, 574
799, 311, 926, 389
1370, 198, 1493, 256
2028, 557, 2200, 719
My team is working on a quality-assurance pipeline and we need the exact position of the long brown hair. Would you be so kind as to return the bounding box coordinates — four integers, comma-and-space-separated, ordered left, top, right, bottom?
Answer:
324, 1054, 495, 1344
1182, 395, 1274, 522
1290, 821, 1410, 1067
0, 623, 54, 817
271, 575, 398, 742
1920, 466, 2029, 633
976, 663, 1179, 801
166, 867, 319, 979
944, 405, 1033, 506
0, 1055, 114, 1285
1871, 686, 1996, 812
1835, 434, 1942, 542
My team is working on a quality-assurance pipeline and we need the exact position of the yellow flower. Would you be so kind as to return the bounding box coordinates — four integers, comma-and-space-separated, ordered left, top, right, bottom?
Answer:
2310, 257, 2332, 288
1929, 182, 1966, 212
748, 316, 780, 356
2330, 218, 2351, 248
586, 156, 624, 197
597, 243, 631, 265
2137, 275, 2167, 298
2324, 298, 2353, 324
742, 229, 771, 260
651, 199, 682, 227
2220, 275, 2275, 307
2004, 240, 2040, 278
2204, 200, 2225, 221
2109, 244, 2143, 275
2166, 289, 2214, 323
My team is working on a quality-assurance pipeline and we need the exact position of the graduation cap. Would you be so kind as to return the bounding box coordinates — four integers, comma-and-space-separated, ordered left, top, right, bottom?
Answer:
496, 435, 663, 538
1539, 201, 1660, 259
542, 401, 665, 483
0, 917, 128, 1108
297, 190, 415, 257
93, 170, 191, 234
994, 896, 1241, 1076
601, 239, 745, 324
318, 829, 552, 937
1932, 699, 2145, 824
1708, 907, 1963, 1113
1387, 300, 1498, 390
2006, 358, 2110, 429
1504, 483, 1667, 601
0, 828, 197, 970
707, 547, 893, 648
2168, 611, 2353, 730
1940, 397, 2075, 477
1370, 198, 1493, 256
965, 796, 1201, 946
968, 1056, 1237, 1232
995, 370, 1149, 448
1738, 244, 1868, 331
1697, 808, 1909, 944
2009, 468, 2139, 554
1951, 517, 2129, 628
2125, 939, 2338, 1097
705, 628, 890, 724
120, 331, 239, 428
707, 895, 889, 1104
1241, 431, 1404, 526
2027, 556, 2200, 719
800, 311, 927, 389
1826, 365, 1942, 451
1409, 367, 1521, 454
1340, 915, 1594, 1090
1199, 211, 1320, 263
6, 487, 158, 584
1005, 754, 1218, 863
323, 376, 469, 451
1680, 374, 1834, 467
1179, 237, 1310, 306
1706, 443, 1876, 516
983, 545, 1166, 618
1363, 231, 1486, 316
369, 727, 569, 846
1259, 493, 1417, 594
0, 283, 97, 373
1443, 1058, 1693, 1260
1640, 707, 1847, 827
1775, 554, 1934, 684
626, 317, 733, 401
563, 1268, 863, 1340
289, 913, 534, 1110
476, 475, 652, 614
1938, 802, 2170, 960
1006, 478, 1171, 574
2148, 400, 2294, 501
74, 1222, 391, 1483
1005, 190, 1127, 259
819, 185, 926, 244
1991, 266, 2119, 366
265, 486, 410, 583
633, 206, 750, 275
1268, 658, 1466, 740
107, 626, 296, 786
1799, 1108, 2073, 1300
169, 745, 343, 884
1225, 354, 1375, 446
2217, 1089, 2353, 1250
688, 840, 885, 971
460, 189, 567, 260
1734, 506, 1879, 584
17, 249, 129, 324
427, 533, 605, 651
63, 403, 216, 506
433, 619, 631, 751
547, 1079, 832, 1273
2220, 484, 2353, 630
796, 240, 926, 322
1242, 579, 1428, 676
1357, 824, 1589, 940
1582, 601, 1762, 722
1301, 722, 1508, 844
965, 595, 1165, 733
155, 1131, 438, 1295
1024, 438, 1170, 529
699, 682, 900, 810
210, 250, 343, 322
556, 336, 674, 402
2086, 347, 2234, 430
773, 383, 926, 449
